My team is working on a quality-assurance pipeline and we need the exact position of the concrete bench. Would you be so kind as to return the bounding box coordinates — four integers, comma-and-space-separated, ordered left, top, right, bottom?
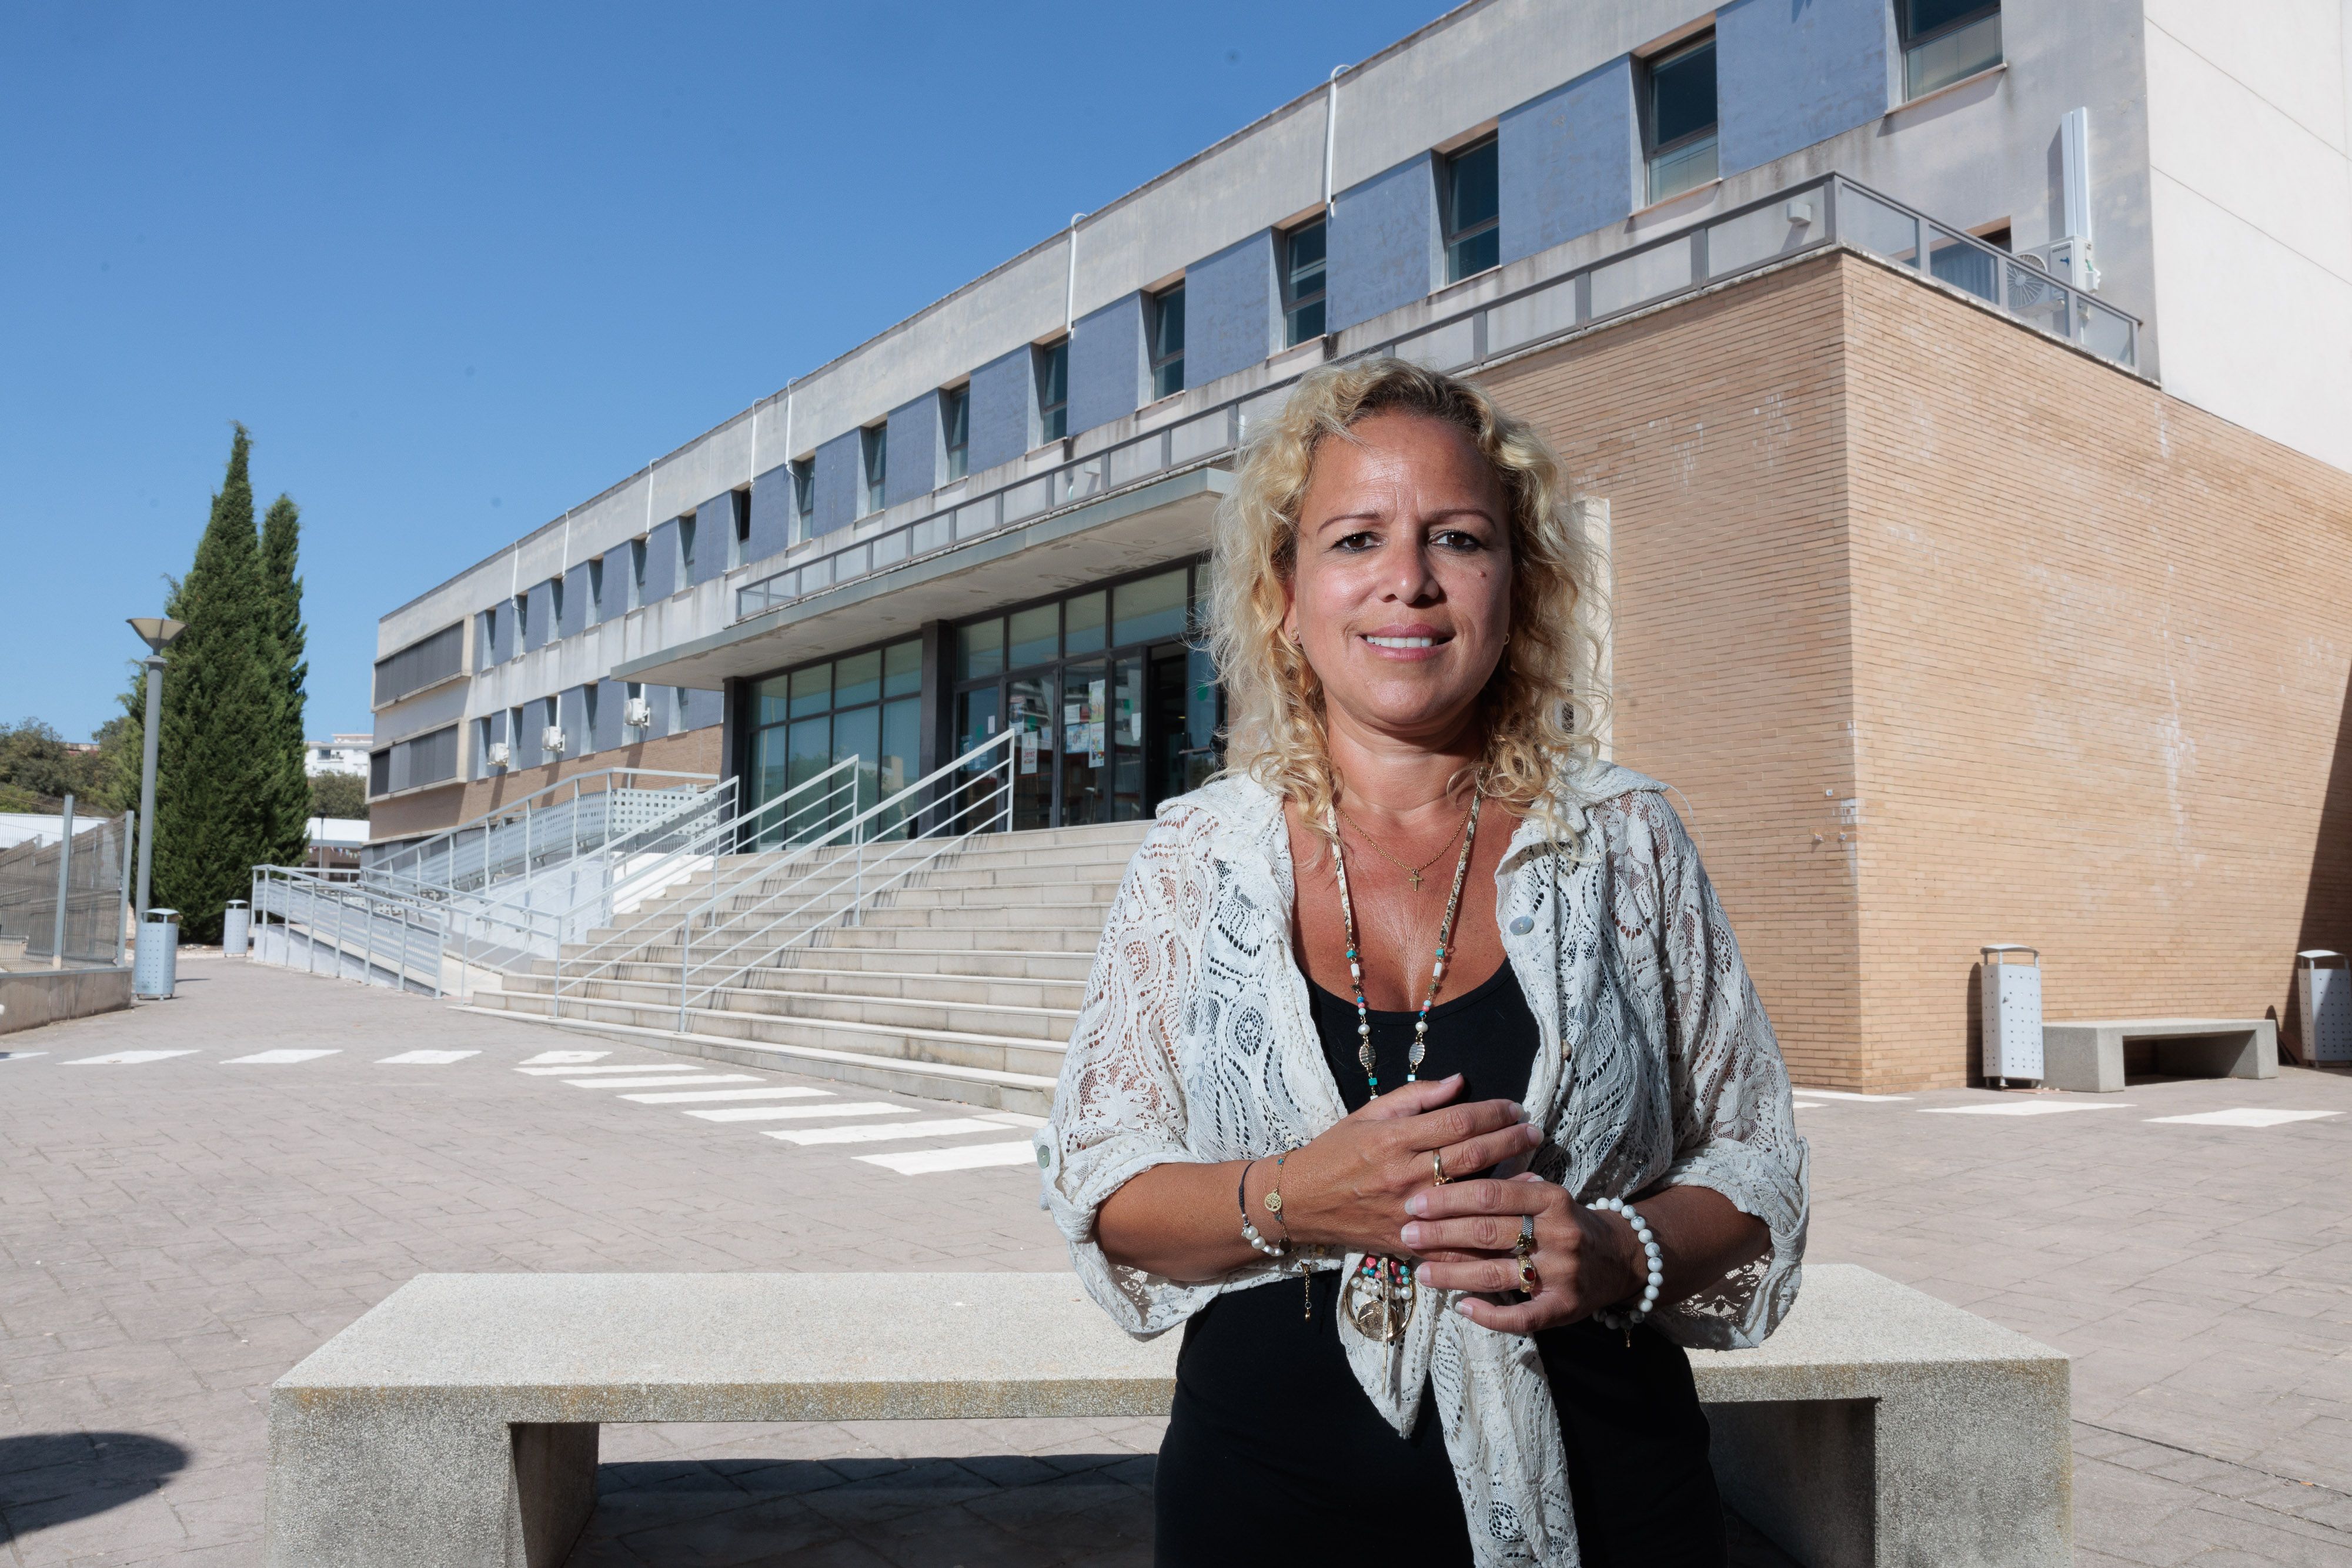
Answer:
2042, 1017, 2277, 1093
263, 1264, 2069, 1568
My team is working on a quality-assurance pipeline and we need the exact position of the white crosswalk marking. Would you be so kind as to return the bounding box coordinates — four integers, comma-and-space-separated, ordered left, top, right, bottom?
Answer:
858, 1142, 1040, 1175
67, 1051, 198, 1065
1790, 1089, 1911, 1102
621, 1087, 833, 1105
516, 1063, 701, 1076
1919, 1101, 2128, 1116
2147, 1108, 2343, 1128
765, 1118, 1006, 1146
377, 1051, 480, 1065
566, 1073, 760, 1089
519, 1050, 611, 1066
0, 1051, 49, 1061
685, 1102, 910, 1123
226, 1050, 340, 1065
977, 1111, 1048, 1128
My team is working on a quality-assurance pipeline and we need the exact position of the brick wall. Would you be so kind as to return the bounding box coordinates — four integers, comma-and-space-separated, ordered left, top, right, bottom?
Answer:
367, 725, 724, 846
1480, 250, 2352, 1088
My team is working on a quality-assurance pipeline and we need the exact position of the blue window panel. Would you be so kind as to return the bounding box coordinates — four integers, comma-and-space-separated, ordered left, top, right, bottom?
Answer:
965, 345, 1034, 474
691, 492, 735, 586
1186, 229, 1279, 387
523, 579, 557, 653
586, 678, 622, 753
562, 561, 595, 637
1067, 293, 1147, 437
884, 393, 942, 508
641, 519, 680, 601
679, 687, 724, 731
1500, 58, 1638, 264
481, 609, 510, 666
1716, 0, 1888, 177
811, 430, 862, 537
557, 686, 591, 757
1328, 153, 1439, 333
747, 463, 795, 562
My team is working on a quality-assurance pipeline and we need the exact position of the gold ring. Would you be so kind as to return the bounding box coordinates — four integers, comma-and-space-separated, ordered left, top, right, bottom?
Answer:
1516, 1256, 1539, 1292
1432, 1148, 1451, 1185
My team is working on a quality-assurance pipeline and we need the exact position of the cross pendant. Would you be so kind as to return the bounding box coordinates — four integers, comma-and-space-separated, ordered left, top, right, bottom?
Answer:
1407, 868, 1424, 891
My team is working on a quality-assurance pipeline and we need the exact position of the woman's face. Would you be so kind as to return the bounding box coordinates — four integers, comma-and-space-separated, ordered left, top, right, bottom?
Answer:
1285, 410, 1514, 748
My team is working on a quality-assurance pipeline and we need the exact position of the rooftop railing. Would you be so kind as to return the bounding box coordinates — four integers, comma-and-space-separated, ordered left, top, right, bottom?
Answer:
736, 172, 2139, 626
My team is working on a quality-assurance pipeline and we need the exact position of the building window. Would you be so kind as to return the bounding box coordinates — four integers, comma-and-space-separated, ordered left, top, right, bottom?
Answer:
1283, 218, 1327, 345
1148, 283, 1185, 400
746, 637, 924, 845
549, 576, 564, 633
791, 458, 815, 539
1035, 339, 1069, 443
629, 537, 647, 610
942, 385, 970, 482
512, 593, 529, 654
861, 425, 887, 516
1645, 34, 1718, 203
479, 607, 498, 670
678, 516, 697, 582
586, 557, 603, 623
583, 683, 599, 742
1442, 136, 1501, 283
1901, 1, 2000, 98
730, 490, 750, 567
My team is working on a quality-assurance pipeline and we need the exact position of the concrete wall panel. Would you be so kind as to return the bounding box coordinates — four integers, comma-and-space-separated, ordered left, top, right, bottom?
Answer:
1329, 154, 1438, 332
1718, 0, 1890, 177
1500, 58, 1638, 265
1187, 229, 1279, 387
1068, 294, 1146, 437
885, 393, 942, 508
965, 345, 1036, 474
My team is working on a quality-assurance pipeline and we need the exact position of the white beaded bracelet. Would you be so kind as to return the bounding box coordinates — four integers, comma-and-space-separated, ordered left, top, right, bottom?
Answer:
1591, 1196, 1663, 1336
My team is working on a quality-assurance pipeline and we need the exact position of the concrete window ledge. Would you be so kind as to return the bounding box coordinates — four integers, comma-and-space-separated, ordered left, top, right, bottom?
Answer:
263, 1263, 2067, 1568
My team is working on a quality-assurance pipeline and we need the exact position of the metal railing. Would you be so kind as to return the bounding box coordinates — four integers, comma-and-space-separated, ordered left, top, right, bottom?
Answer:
547, 728, 1018, 1030
250, 757, 861, 995
0, 808, 132, 968
736, 171, 2140, 623
365, 765, 720, 891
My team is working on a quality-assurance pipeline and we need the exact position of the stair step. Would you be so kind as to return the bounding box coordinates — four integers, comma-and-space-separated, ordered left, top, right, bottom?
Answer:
496, 974, 1077, 1040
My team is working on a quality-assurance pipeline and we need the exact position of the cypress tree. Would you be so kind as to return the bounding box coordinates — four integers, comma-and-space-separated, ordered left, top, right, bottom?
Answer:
259, 494, 313, 867
151, 426, 284, 943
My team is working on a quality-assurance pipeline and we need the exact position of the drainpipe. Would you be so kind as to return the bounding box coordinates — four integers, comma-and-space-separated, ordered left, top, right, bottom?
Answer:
1322, 64, 1349, 215
1064, 212, 1087, 336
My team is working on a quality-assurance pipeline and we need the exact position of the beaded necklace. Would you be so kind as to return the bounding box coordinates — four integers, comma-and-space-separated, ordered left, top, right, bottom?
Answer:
1329, 794, 1483, 1096
1327, 792, 1483, 1345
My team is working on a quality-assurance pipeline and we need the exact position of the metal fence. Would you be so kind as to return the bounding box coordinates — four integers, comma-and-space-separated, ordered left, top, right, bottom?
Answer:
737, 171, 2141, 625
0, 810, 132, 967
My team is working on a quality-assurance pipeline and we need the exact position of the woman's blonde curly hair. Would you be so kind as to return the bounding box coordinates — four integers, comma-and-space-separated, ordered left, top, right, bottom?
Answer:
1205, 356, 1609, 836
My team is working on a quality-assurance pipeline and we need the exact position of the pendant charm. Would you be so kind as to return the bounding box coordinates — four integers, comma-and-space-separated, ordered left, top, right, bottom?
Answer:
1342, 1258, 1414, 1344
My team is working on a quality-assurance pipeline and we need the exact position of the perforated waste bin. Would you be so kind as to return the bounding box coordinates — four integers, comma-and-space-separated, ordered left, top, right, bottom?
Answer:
2297, 950, 2351, 1065
135, 909, 181, 999
222, 900, 251, 956
1981, 945, 2043, 1086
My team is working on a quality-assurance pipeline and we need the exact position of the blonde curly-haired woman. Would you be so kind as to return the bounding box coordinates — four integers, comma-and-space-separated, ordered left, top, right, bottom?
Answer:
1034, 358, 1808, 1567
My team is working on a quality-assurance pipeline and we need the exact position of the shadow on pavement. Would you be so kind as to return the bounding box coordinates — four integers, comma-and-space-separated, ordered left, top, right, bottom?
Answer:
0, 1432, 189, 1540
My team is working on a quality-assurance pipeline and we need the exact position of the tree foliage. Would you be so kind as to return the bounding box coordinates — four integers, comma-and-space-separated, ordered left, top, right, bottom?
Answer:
0, 717, 128, 813
310, 771, 369, 820
143, 426, 310, 942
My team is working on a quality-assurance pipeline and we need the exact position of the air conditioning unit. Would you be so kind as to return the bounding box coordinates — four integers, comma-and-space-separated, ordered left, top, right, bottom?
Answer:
541, 726, 567, 756
486, 741, 511, 768
2024, 237, 2100, 293
623, 697, 653, 730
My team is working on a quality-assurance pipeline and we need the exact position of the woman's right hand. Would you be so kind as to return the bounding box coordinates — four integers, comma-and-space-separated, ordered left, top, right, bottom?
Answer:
1275, 1074, 1542, 1256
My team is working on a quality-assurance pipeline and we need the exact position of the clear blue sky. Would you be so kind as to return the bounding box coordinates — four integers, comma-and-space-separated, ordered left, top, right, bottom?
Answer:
2, 0, 1442, 741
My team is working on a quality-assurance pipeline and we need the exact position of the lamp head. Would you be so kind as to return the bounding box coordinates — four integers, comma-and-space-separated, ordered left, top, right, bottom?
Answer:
128, 616, 186, 654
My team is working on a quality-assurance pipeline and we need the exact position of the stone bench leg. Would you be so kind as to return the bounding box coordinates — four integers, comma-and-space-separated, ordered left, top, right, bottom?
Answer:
2040, 1025, 2123, 1092
265, 1390, 598, 1567
2155, 1024, 2277, 1082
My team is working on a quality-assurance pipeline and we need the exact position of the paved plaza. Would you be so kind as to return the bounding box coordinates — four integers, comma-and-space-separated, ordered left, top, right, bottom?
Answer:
2, 955, 2350, 1564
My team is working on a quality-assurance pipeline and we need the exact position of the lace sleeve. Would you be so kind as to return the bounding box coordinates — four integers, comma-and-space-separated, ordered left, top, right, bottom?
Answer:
1619, 793, 1810, 1350
1036, 808, 1227, 1338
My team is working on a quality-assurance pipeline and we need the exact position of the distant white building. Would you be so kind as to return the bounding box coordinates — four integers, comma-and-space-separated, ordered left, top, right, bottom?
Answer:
305, 734, 372, 779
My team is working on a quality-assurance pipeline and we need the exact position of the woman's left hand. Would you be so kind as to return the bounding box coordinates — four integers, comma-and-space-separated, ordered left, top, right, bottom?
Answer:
1399, 1172, 1644, 1335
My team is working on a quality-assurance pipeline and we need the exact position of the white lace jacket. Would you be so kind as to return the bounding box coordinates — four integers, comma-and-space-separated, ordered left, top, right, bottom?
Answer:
1034, 761, 1808, 1566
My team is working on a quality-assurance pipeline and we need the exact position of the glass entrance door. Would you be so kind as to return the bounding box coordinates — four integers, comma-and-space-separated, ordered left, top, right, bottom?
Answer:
1007, 672, 1055, 833
1058, 656, 1145, 825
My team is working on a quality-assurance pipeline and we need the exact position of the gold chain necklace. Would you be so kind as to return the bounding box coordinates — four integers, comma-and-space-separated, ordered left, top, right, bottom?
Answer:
1327, 794, 1482, 1343
1336, 800, 1472, 892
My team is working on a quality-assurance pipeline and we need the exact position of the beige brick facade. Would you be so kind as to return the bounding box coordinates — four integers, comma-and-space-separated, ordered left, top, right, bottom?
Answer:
367, 726, 723, 844
1484, 250, 2352, 1089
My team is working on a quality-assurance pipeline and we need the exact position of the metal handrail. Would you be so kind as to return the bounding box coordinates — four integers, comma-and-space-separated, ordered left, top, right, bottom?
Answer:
736, 171, 2141, 623
367, 765, 721, 890
545, 728, 1017, 1027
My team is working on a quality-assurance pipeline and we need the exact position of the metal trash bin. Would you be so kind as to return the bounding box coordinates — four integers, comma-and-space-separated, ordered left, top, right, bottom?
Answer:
222, 900, 251, 956
1981, 945, 2043, 1086
2297, 950, 2351, 1066
135, 909, 181, 999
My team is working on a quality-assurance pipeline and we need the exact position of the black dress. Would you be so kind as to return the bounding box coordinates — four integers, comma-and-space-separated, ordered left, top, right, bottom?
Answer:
1153, 961, 1727, 1567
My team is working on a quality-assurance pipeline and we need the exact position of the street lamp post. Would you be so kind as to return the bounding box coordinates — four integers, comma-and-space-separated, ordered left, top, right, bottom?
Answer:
126, 617, 185, 920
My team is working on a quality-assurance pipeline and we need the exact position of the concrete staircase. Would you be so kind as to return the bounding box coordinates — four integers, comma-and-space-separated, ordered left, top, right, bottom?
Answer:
459, 820, 1150, 1115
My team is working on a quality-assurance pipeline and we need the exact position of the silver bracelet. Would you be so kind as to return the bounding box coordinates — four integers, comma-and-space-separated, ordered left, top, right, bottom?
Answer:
1590, 1196, 1662, 1333
1238, 1160, 1287, 1258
